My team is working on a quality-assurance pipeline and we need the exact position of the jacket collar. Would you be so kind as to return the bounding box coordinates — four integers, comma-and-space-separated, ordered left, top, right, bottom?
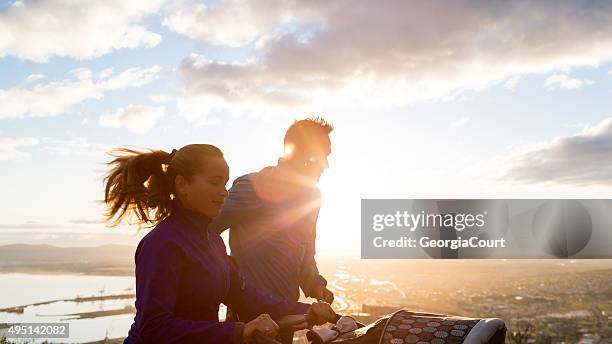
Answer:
172, 199, 212, 239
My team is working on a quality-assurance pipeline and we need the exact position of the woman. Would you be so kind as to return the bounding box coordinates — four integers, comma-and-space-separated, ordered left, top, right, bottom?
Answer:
104, 144, 335, 343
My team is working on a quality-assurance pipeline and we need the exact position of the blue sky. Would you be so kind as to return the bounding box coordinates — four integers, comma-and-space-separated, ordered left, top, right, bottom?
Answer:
1, 0, 612, 255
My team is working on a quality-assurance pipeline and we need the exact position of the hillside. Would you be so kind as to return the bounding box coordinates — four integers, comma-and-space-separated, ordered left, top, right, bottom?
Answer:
0, 244, 135, 275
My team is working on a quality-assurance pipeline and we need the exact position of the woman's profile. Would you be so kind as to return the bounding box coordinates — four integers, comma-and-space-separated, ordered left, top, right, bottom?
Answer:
103, 144, 335, 343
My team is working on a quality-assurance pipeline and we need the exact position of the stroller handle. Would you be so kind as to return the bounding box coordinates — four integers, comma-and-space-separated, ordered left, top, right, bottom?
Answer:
253, 313, 341, 344
277, 313, 317, 328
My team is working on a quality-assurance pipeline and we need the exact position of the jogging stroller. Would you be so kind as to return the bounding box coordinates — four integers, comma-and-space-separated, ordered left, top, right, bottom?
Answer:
254, 310, 507, 344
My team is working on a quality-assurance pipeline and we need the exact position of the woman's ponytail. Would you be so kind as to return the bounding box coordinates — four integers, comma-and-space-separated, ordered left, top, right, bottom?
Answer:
104, 148, 174, 227
103, 144, 224, 227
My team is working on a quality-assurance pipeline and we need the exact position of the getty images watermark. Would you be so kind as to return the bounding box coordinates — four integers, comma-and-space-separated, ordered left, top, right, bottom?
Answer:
371, 209, 505, 250
361, 199, 612, 259
1, 323, 69, 339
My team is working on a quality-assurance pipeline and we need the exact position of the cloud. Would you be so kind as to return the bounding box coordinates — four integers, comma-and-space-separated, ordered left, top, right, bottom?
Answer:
24, 74, 45, 84
0, 0, 165, 62
99, 105, 165, 134
98, 68, 115, 79
40, 137, 110, 157
162, 0, 291, 47
0, 137, 38, 161
0, 136, 110, 160
452, 116, 471, 128
150, 94, 176, 103
0, 65, 162, 119
172, 1, 612, 120
501, 117, 612, 186
545, 73, 594, 89
504, 76, 521, 90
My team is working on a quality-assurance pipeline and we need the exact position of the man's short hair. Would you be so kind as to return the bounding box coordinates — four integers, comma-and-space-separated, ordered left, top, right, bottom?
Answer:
284, 116, 334, 151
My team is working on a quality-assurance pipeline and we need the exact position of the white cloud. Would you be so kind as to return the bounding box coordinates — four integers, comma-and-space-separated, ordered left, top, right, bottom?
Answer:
162, 0, 292, 47
150, 94, 176, 103
24, 74, 45, 84
452, 116, 471, 128
99, 105, 165, 134
69, 68, 93, 81
545, 73, 594, 89
172, 1, 612, 120
40, 137, 110, 157
501, 117, 612, 186
99, 66, 163, 90
98, 68, 115, 80
0, 136, 111, 160
0, 0, 165, 62
0, 65, 162, 119
0, 137, 39, 161
504, 76, 521, 90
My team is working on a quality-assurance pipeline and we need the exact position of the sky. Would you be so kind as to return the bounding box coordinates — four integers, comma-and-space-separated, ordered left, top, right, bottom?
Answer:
1, 0, 612, 256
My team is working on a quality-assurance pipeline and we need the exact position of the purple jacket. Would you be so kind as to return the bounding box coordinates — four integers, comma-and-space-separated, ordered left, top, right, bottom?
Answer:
126, 199, 310, 343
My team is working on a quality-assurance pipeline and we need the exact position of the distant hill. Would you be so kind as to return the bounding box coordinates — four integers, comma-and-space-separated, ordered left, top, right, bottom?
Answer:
0, 244, 135, 275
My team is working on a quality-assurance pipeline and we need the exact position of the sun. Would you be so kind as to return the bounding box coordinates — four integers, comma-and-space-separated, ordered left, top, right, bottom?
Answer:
316, 168, 362, 257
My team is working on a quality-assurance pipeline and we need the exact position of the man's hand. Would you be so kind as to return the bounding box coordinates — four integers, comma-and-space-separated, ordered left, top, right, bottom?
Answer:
243, 314, 279, 343
308, 301, 336, 325
312, 285, 334, 304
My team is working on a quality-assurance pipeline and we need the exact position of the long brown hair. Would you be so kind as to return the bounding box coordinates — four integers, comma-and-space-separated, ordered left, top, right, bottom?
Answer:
104, 144, 224, 227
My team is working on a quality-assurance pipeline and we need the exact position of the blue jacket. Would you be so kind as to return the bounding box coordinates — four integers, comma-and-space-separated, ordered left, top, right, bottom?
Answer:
208, 170, 327, 302
126, 199, 309, 343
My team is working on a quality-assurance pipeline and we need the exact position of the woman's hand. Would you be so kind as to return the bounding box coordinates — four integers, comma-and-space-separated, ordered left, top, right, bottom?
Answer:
307, 301, 336, 325
243, 314, 279, 343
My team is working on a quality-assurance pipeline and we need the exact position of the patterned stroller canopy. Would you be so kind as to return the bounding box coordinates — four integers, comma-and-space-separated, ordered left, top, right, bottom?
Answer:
313, 310, 506, 344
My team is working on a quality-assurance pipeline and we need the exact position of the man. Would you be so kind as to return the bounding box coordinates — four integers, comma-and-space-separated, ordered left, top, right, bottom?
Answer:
210, 117, 335, 314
